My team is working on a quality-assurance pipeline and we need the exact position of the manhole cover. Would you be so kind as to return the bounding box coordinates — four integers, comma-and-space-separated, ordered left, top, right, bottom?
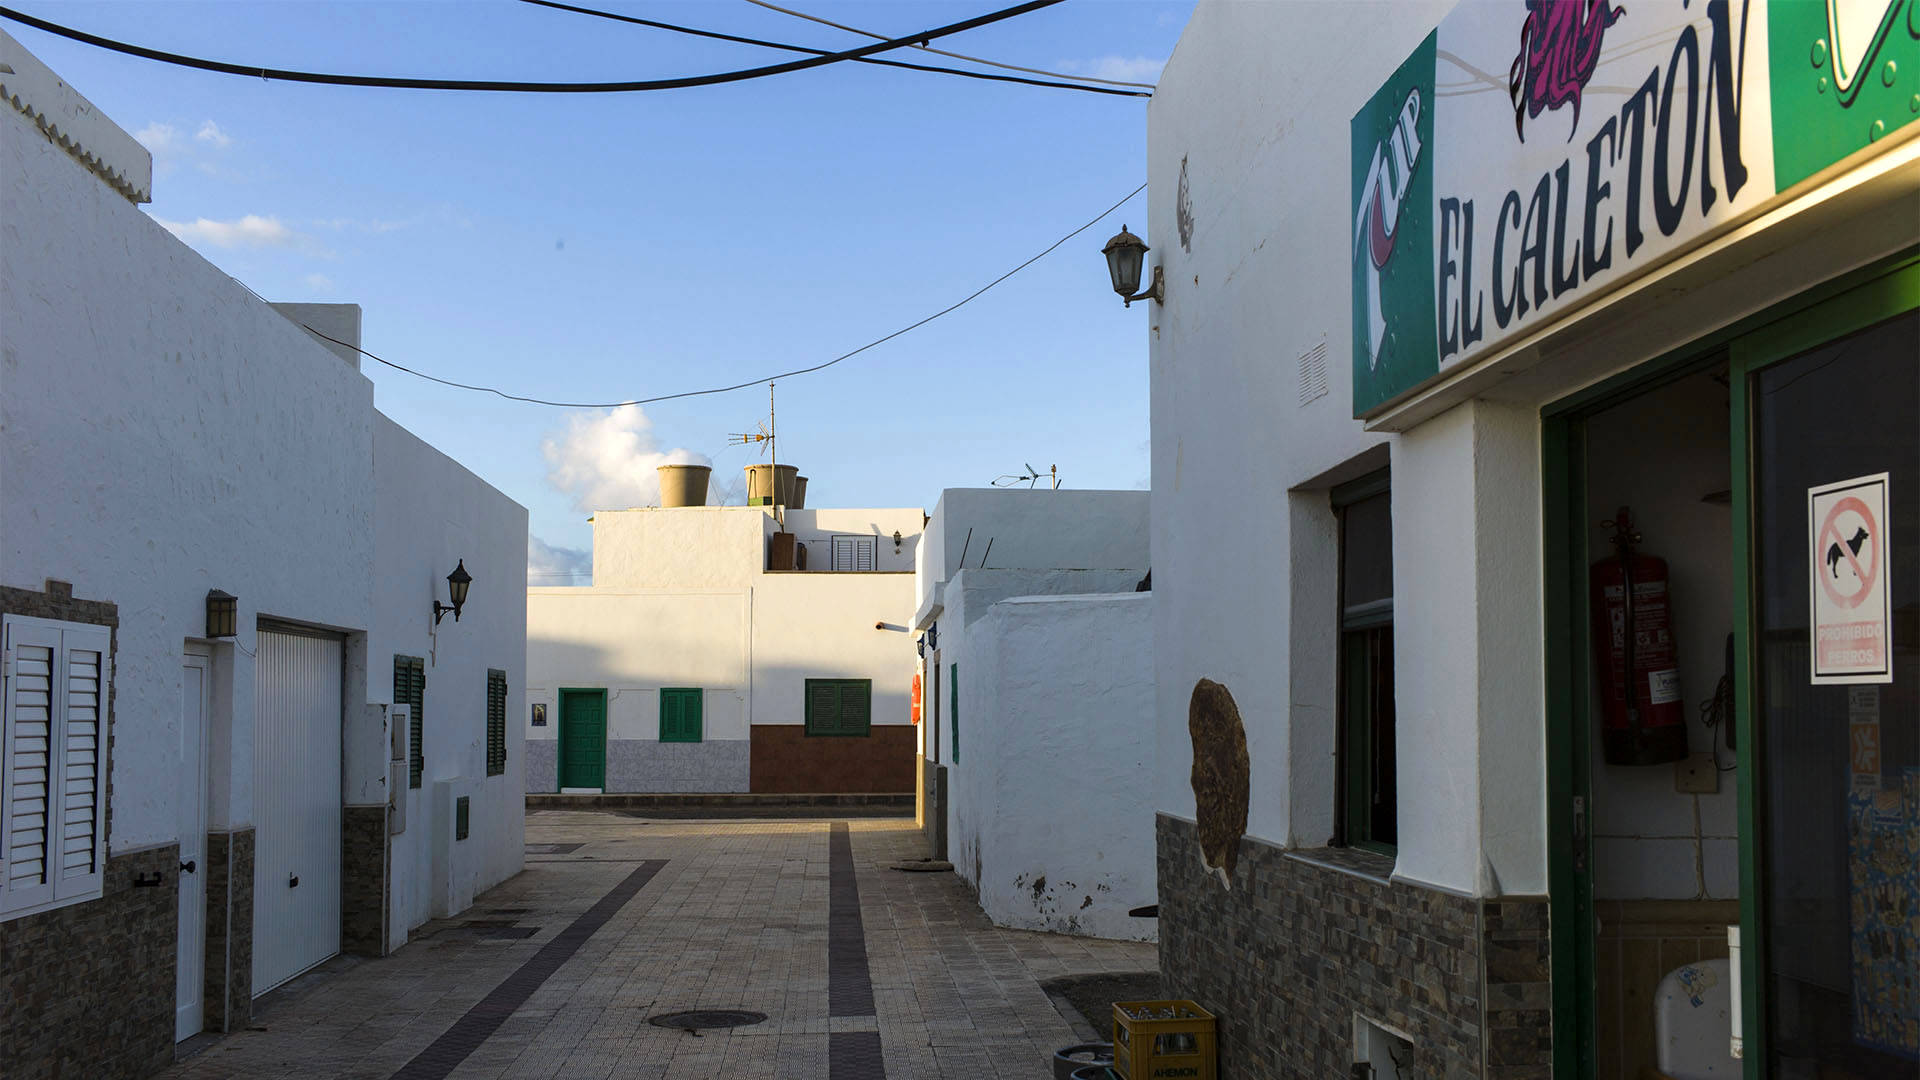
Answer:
647, 1010, 768, 1031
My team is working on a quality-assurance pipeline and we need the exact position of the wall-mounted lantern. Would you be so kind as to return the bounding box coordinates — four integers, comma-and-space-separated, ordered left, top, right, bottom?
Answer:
893, 530, 903, 553
205, 589, 238, 639
433, 560, 473, 625
1102, 224, 1164, 308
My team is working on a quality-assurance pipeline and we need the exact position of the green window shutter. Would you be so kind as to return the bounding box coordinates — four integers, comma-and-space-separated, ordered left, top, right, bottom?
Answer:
660, 688, 703, 743
486, 669, 507, 776
838, 680, 870, 736
949, 663, 959, 761
806, 680, 839, 735
396, 655, 425, 788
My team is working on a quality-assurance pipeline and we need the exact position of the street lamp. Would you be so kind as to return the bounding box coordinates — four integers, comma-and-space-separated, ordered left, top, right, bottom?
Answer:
1102, 224, 1163, 307
434, 560, 473, 625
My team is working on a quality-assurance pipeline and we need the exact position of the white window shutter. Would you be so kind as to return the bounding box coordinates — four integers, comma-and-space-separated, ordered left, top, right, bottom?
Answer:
2, 616, 109, 915
3, 619, 61, 912
856, 537, 875, 572
829, 536, 877, 572
55, 625, 108, 900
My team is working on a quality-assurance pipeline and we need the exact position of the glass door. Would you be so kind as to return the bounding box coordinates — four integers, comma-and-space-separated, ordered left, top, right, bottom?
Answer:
1733, 263, 1919, 1077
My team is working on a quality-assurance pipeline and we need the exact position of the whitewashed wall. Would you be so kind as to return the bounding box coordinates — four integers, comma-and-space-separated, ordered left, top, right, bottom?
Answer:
916, 490, 1150, 624
2, 98, 373, 850
949, 593, 1157, 940
372, 416, 527, 942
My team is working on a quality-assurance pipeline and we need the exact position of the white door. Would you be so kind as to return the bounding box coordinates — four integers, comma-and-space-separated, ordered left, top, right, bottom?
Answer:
176, 649, 210, 1040
252, 630, 342, 994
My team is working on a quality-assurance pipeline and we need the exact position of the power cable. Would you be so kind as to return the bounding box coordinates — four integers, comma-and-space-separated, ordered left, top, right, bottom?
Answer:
0, 0, 1062, 93
516, 0, 1147, 98
738, 0, 1156, 89
296, 181, 1147, 409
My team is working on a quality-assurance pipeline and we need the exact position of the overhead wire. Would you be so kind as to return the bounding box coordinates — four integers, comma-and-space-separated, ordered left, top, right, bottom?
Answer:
0, 0, 1064, 93
295, 181, 1148, 410
515, 0, 1147, 97
737, 0, 1157, 89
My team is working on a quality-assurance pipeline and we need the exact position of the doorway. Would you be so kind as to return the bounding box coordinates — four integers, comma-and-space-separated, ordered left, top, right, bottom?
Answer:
176, 646, 210, 1041
558, 688, 606, 791
1546, 256, 1918, 1078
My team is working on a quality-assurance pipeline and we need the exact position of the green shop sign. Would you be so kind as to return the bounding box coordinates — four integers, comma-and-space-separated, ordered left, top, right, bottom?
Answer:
1350, 0, 1920, 417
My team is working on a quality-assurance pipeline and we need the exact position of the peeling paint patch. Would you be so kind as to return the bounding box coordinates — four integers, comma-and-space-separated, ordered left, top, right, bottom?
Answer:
1176, 155, 1195, 252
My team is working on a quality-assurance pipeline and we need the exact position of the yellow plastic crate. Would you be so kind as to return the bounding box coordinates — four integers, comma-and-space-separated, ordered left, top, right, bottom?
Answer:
1112, 999, 1216, 1080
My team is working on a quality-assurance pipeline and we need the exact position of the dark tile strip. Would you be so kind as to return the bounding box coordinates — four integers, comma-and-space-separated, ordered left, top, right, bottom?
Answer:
828, 822, 877, 1019
829, 1031, 886, 1080
389, 859, 669, 1080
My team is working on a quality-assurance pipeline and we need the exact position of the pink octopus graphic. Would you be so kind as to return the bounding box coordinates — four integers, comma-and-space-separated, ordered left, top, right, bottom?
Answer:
1508, 0, 1626, 142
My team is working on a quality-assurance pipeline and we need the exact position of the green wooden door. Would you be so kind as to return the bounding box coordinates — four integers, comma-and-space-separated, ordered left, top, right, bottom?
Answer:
558, 689, 606, 789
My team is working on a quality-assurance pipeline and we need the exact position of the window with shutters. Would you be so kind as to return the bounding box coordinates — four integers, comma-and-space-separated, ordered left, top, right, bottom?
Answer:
486, 669, 508, 777
659, 688, 703, 743
829, 535, 877, 572
394, 655, 425, 788
804, 679, 871, 737
2, 615, 110, 919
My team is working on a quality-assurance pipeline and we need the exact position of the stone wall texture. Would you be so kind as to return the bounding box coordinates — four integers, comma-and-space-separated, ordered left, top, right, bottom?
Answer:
1, 844, 179, 1080
1157, 814, 1552, 1080
341, 806, 387, 957
605, 739, 750, 793
203, 827, 254, 1033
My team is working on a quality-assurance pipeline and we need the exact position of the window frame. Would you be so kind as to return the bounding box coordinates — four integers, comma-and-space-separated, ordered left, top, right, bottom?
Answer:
1333, 470, 1397, 856
829, 534, 878, 572
804, 678, 872, 737
485, 668, 508, 777
659, 687, 704, 743
2, 614, 111, 920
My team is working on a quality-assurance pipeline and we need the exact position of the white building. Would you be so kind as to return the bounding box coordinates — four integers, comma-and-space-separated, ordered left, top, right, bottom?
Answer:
526, 479, 923, 794
912, 489, 1155, 939
1, 31, 527, 1077
1145, 2, 1916, 1077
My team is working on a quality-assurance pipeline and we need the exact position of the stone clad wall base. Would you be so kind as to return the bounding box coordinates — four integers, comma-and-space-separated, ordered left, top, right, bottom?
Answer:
1156, 814, 1552, 1079
203, 827, 254, 1033
0, 844, 179, 1080
340, 807, 387, 957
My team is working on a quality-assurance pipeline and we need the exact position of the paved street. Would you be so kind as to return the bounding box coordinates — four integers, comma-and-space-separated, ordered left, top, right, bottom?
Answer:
166, 811, 1152, 1080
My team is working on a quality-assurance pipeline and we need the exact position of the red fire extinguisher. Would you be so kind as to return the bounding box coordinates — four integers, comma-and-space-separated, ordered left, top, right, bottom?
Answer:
1590, 507, 1690, 766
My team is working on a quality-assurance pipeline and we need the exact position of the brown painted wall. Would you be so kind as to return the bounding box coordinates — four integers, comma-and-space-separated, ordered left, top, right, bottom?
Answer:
750, 725, 915, 793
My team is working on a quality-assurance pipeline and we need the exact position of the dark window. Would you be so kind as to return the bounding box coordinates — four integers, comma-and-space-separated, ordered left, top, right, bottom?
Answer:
485, 669, 507, 776
805, 679, 871, 736
660, 687, 703, 743
395, 655, 425, 789
1335, 472, 1396, 852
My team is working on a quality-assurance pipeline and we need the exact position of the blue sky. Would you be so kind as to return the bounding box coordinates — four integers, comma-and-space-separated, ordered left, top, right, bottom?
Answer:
9, 0, 1189, 582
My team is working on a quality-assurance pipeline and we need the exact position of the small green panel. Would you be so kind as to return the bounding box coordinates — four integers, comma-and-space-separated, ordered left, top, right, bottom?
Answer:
1769, 2, 1920, 190
660, 688, 703, 743
949, 663, 959, 762
455, 795, 470, 841
559, 689, 607, 789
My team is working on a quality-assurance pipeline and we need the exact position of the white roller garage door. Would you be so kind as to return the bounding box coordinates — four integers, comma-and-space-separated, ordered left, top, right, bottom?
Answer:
253, 628, 342, 994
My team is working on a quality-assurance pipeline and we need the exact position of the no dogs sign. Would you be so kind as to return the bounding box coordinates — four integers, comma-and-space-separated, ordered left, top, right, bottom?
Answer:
1809, 474, 1892, 684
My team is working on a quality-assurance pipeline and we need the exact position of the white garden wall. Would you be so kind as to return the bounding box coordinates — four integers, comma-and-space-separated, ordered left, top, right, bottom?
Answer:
949, 593, 1156, 940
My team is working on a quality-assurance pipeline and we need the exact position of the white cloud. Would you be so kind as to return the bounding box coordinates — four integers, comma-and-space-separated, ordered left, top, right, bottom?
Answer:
303, 273, 335, 292
195, 120, 232, 148
541, 405, 711, 513
134, 122, 183, 156
155, 214, 303, 249
528, 534, 592, 585
1061, 55, 1164, 84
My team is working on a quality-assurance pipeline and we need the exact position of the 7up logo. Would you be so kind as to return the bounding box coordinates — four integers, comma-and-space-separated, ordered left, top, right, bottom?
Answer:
1354, 87, 1423, 371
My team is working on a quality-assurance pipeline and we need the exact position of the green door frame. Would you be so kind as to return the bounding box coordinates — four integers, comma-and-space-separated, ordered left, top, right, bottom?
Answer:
1542, 249, 1918, 1080
557, 687, 607, 791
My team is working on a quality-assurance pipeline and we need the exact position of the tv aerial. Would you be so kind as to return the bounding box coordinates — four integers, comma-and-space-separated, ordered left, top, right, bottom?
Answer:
992, 463, 1058, 489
